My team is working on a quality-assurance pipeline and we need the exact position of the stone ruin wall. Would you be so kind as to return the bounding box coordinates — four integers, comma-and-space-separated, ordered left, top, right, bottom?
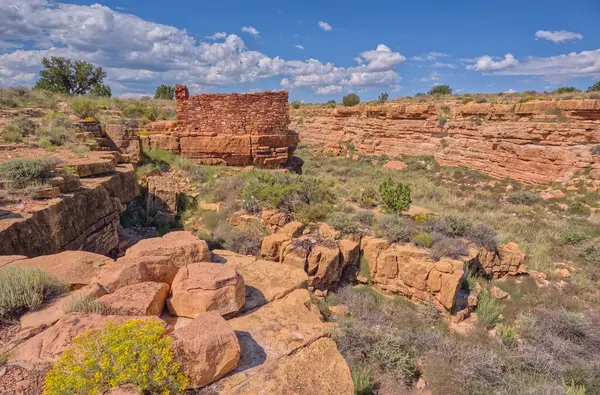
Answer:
140, 86, 299, 167
292, 100, 600, 184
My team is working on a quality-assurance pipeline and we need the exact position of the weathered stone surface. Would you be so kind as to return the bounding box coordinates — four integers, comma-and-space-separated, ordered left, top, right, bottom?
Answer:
0, 164, 138, 257
200, 290, 332, 394
97, 282, 169, 316
338, 238, 360, 270
217, 250, 308, 311
293, 100, 600, 184
171, 311, 240, 388
142, 88, 299, 168
124, 231, 212, 267
9, 313, 163, 367
146, 174, 180, 224
167, 263, 245, 317
93, 256, 178, 291
11, 251, 113, 289
260, 232, 290, 261
19, 283, 109, 332
227, 338, 353, 395
477, 242, 527, 278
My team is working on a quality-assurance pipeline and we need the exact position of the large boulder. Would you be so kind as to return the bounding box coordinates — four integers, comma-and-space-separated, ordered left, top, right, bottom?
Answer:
228, 338, 353, 395
97, 282, 169, 316
216, 251, 308, 311
9, 313, 163, 367
124, 231, 212, 267
260, 233, 290, 261
171, 311, 240, 387
199, 290, 340, 394
93, 256, 178, 291
11, 251, 113, 290
167, 263, 245, 318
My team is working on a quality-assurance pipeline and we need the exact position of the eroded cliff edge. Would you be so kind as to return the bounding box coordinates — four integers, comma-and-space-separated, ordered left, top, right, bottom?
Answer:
292, 99, 600, 184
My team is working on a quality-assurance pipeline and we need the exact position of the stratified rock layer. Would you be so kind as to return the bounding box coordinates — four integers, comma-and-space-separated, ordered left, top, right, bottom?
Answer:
293, 100, 600, 184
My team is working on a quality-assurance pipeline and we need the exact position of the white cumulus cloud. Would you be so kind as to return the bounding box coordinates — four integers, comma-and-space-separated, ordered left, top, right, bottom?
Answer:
206, 32, 227, 40
241, 26, 260, 37
315, 85, 342, 95
295, 45, 304, 50
466, 54, 519, 71
535, 30, 583, 44
318, 21, 332, 31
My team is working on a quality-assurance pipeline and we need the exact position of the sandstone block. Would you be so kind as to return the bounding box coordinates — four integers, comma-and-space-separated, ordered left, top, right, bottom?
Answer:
98, 282, 169, 316
124, 231, 212, 267
171, 310, 240, 387
167, 263, 245, 318
260, 232, 290, 261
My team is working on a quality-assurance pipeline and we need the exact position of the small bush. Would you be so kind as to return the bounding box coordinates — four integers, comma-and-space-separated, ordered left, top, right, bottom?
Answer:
580, 240, 600, 265
467, 223, 498, 250
428, 84, 452, 95
327, 211, 359, 235
496, 324, 517, 345
475, 97, 488, 103
412, 233, 433, 248
561, 229, 591, 245
70, 97, 100, 119
378, 92, 389, 104
0, 157, 59, 186
374, 215, 414, 243
356, 210, 375, 226
44, 320, 188, 394
343, 94, 360, 107
1, 126, 24, 143
212, 223, 265, 256
359, 186, 379, 208
291, 100, 302, 109
506, 190, 542, 205
587, 81, 600, 92
0, 267, 65, 318
476, 290, 504, 327
378, 178, 412, 214
431, 237, 468, 260
145, 148, 176, 165
352, 366, 374, 395
554, 87, 581, 94
2, 116, 37, 143
66, 296, 110, 315
431, 215, 470, 238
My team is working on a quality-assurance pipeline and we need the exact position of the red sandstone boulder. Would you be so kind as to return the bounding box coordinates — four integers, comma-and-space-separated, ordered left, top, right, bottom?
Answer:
124, 231, 212, 267
167, 263, 245, 318
171, 311, 240, 387
93, 256, 178, 291
97, 282, 170, 316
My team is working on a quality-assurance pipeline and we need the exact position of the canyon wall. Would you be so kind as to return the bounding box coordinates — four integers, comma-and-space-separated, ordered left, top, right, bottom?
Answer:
142, 86, 298, 168
0, 163, 138, 257
293, 100, 600, 184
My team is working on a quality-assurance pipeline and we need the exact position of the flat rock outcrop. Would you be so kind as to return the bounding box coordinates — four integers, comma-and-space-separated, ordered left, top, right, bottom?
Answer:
167, 262, 245, 318
0, 163, 138, 257
93, 255, 178, 291
124, 231, 212, 267
140, 87, 299, 168
293, 100, 600, 184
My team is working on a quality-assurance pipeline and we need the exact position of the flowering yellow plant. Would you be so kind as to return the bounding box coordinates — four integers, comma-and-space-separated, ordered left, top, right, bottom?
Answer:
44, 320, 188, 394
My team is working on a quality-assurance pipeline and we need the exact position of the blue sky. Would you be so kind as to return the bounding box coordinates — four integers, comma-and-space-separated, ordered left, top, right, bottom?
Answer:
0, 0, 599, 101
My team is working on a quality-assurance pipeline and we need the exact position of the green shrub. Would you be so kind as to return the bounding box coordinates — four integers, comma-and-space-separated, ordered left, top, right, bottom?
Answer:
44, 320, 188, 394
431, 237, 468, 260
1, 126, 24, 143
431, 215, 470, 238
123, 103, 159, 121
580, 239, 600, 265
90, 84, 112, 97
212, 223, 265, 256
476, 290, 504, 327
561, 229, 591, 245
506, 190, 542, 205
70, 97, 100, 118
374, 214, 414, 243
568, 201, 591, 217
0, 157, 59, 186
66, 296, 110, 315
412, 233, 433, 248
554, 87, 581, 94
356, 210, 375, 226
587, 81, 600, 92
291, 100, 302, 109
378, 92, 388, 104
0, 267, 65, 318
467, 223, 498, 250
496, 324, 517, 345
475, 97, 488, 103
359, 186, 379, 207
327, 100, 337, 108
327, 211, 359, 235
145, 148, 176, 165
352, 366, 374, 395
154, 85, 175, 100
428, 84, 452, 95
378, 178, 412, 214
438, 114, 448, 128
343, 94, 360, 107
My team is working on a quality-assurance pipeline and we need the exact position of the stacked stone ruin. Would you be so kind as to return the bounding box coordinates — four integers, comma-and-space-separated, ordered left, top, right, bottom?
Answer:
140, 86, 299, 168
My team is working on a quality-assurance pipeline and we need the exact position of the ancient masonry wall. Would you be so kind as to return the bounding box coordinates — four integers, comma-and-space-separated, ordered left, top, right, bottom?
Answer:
141, 86, 298, 167
292, 100, 600, 184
